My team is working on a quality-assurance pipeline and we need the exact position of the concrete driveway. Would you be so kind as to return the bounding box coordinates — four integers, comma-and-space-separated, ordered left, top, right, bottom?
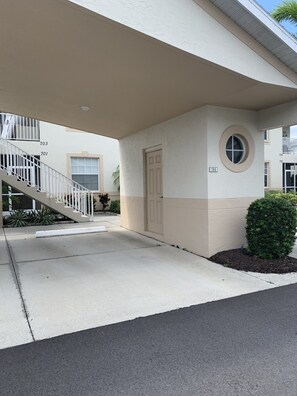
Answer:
2, 214, 297, 350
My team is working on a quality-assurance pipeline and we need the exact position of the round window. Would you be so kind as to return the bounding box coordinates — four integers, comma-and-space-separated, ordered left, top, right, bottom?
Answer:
219, 125, 255, 173
226, 135, 246, 164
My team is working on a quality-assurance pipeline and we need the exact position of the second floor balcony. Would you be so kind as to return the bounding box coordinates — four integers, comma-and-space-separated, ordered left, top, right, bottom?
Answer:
0, 113, 40, 141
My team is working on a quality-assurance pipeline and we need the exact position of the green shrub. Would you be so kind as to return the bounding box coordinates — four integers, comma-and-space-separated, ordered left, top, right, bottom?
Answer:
265, 191, 297, 206
7, 209, 29, 227
98, 193, 110, 211
27, 210, 38, 224
109, 200, 120, 214
246, 197, 297, 259
112, 165, 120, 192
29, 208, 55, 225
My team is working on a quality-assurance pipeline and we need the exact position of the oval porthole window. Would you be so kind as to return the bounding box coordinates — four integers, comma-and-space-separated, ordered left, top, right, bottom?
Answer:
219, 125, 255, 172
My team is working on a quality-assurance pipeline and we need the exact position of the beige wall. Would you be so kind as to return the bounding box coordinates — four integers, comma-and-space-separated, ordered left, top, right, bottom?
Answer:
120, 105, 263, 257
11, 122, 119, 198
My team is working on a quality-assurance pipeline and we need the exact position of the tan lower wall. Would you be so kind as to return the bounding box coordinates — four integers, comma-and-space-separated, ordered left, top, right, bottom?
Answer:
121, 195, 260, 258
208, 197, 259, 257
120, 196, 145, 232
163, 198, 209, 257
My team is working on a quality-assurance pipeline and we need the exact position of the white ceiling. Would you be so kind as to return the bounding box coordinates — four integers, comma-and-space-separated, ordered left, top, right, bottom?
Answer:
1, 0, 297, 139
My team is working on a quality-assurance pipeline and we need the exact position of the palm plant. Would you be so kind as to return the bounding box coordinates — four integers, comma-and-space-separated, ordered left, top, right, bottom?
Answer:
7, 209, 29, 227
112, 165, 120, 191
272, 1, 297, 26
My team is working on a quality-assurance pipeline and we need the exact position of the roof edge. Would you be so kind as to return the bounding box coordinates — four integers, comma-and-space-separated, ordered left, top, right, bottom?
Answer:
237, 0, 297, 51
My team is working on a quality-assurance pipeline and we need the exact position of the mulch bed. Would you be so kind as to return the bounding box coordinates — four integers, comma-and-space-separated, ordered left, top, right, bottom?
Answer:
209, 248, 297, 274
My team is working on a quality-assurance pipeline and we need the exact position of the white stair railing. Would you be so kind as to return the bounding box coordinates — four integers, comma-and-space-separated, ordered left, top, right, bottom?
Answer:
0, 137, 93, 220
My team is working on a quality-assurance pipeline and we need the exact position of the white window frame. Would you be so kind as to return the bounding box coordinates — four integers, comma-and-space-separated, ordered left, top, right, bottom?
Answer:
70, 156, 100, 192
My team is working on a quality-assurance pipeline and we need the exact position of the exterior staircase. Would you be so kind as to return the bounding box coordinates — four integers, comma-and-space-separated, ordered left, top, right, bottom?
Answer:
0, 137, 93, 222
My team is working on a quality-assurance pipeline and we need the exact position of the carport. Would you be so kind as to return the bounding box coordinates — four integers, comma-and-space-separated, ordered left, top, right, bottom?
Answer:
1, 1, 297, 254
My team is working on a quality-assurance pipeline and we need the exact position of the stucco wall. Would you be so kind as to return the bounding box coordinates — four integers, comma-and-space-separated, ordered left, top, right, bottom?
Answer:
10, 122, 119, 196
120, 106, 209, 255
71, 0, 296, 88
120, 105, 263, 257
206, 106, 263, 199
205, 107, 263, 255
120, 107, 208, 199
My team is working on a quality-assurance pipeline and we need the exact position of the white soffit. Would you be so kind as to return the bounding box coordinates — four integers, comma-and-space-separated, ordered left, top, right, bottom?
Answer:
209, 0, 297, 73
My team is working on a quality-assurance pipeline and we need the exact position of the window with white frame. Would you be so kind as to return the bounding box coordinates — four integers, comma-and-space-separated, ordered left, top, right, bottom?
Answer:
264, 162, 269, 188
264, 130, 269, 142
71, 157, 100, 191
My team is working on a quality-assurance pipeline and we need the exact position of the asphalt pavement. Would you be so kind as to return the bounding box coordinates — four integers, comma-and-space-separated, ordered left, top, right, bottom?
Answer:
1, 283, 297, 395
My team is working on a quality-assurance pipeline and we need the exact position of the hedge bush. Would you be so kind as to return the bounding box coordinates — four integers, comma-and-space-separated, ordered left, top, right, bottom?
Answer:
109, 200, 120, 214
265, 191, 297, 206
246, 197, 297, 259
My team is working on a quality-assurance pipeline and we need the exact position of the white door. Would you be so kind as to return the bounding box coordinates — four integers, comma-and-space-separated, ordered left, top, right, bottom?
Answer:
146, 149, 163, 234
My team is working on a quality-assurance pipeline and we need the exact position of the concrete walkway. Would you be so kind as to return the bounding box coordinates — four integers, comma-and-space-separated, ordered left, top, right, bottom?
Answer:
1, 214, 297, 350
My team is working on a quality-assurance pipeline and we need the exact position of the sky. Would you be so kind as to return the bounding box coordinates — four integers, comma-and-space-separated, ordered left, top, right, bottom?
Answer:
255, 0, 296, 33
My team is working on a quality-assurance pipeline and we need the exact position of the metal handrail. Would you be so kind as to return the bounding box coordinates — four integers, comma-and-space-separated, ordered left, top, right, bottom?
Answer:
0, 137, 93, 219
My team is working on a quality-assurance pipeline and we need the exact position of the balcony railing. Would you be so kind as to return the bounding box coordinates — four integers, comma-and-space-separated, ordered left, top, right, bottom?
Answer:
283, 137, 297, 155
0, 113, 40, 141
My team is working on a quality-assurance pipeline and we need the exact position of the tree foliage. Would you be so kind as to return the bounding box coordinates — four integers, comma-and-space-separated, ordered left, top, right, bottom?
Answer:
272, 0, 297, 25
112, 165, 120, 192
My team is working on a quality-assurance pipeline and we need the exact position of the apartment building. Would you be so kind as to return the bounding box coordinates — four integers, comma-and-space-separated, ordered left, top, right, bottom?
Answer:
0, 113, 119, 218
264, 125, 297, 192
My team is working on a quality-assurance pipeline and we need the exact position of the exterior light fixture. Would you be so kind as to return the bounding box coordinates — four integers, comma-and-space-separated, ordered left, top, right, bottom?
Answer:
80, 105, 90, 112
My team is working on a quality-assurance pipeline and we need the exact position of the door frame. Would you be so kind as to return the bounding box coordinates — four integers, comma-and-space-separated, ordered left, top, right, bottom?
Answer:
143, 145, 163, 234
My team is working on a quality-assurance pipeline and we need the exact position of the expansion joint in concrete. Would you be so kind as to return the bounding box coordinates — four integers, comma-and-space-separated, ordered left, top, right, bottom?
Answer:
3, 229, 35, 342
